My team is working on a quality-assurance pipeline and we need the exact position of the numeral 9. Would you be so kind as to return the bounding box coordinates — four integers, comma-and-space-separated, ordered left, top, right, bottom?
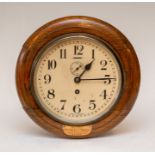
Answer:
44, 74, 51, 84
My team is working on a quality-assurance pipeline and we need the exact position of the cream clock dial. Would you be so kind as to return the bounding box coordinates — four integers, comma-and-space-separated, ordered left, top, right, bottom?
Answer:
32, 34, 122, 125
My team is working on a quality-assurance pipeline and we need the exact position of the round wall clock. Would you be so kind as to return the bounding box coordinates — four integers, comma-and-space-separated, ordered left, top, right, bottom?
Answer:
16, 16, 140, 138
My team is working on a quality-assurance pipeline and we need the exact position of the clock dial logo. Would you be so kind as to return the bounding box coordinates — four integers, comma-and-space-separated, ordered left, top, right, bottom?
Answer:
32, 34, 122, 125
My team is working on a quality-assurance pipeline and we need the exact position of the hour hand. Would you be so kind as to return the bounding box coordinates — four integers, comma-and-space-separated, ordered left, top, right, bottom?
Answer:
74, 59, 95, 84
84, 59, 95, 71
79, 59, 95, 78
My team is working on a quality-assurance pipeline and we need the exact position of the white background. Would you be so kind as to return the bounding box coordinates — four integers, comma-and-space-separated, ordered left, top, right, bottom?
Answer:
0, 3, 155, 152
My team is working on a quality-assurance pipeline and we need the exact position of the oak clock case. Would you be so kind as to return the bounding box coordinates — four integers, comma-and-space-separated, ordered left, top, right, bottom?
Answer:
16, 16, 140, 138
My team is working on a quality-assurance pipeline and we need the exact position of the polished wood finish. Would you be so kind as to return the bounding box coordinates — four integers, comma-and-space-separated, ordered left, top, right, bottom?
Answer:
16, 16, 140, 138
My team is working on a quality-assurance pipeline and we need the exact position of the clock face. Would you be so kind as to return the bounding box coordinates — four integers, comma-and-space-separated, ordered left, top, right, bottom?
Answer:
31, 34, 122, 125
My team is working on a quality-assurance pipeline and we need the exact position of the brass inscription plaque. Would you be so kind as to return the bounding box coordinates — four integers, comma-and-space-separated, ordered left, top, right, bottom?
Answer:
63, 125, 92, 136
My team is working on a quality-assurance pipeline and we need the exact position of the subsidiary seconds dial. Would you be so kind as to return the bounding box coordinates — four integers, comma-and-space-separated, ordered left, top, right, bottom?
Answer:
32, 34, 122, 125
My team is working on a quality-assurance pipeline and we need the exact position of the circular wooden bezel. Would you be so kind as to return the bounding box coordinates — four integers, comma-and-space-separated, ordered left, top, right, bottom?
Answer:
16, 16, 140, 138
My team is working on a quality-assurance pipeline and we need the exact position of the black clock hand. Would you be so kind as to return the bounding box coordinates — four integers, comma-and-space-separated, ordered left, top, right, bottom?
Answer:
80, 77, 116, 81
75, 77, 116, 84
79, 59, 95, 78
74, 59, 95, 83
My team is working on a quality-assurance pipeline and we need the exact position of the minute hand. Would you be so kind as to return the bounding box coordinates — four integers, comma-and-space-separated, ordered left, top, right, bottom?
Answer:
80, 77, 116, 81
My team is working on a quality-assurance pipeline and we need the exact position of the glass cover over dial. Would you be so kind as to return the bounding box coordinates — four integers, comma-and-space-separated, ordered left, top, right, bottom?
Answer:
32, 34, 122, 125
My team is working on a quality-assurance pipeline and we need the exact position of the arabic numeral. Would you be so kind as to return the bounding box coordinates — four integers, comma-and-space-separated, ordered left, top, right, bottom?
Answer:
100, 60, 107, 70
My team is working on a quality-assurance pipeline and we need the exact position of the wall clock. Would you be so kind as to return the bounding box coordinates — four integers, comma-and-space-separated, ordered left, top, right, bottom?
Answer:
16, 16, 140, 138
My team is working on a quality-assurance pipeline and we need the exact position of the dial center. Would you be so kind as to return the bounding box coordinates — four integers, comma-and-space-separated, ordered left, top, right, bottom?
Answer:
74, 77, 81, 83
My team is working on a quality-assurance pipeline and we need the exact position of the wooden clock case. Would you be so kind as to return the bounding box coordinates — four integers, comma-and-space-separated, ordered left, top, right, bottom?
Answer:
16, 16, 140, 138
